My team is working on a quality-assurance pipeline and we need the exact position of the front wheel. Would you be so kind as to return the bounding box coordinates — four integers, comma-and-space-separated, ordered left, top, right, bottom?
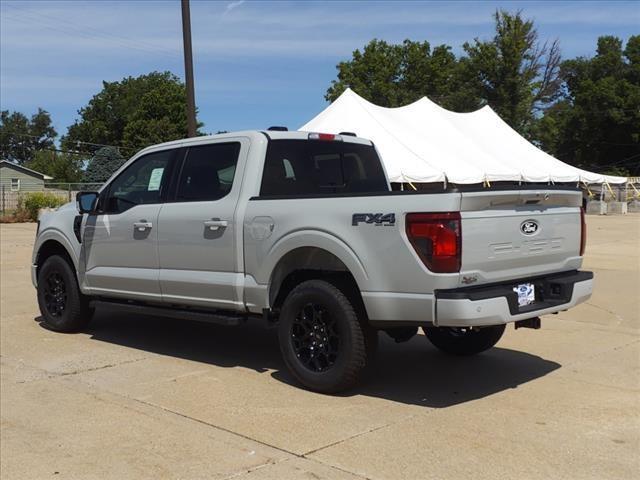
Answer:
422, 324, 505, 356
37, 255, 93, 332
278, 279, 371, 394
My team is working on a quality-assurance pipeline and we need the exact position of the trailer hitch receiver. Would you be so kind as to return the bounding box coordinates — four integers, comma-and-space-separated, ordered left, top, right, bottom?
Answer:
515, 317, 541, 329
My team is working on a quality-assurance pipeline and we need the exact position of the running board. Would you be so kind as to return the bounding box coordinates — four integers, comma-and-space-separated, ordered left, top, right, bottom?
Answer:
90, 299, 247, 327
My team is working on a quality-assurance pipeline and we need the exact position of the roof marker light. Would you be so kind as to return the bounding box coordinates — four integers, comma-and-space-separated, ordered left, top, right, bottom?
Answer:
308, 132, 343, 141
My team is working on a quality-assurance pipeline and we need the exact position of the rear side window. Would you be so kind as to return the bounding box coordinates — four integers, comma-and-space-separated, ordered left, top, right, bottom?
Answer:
176, 142, 241, 202
260, 140, 388, 196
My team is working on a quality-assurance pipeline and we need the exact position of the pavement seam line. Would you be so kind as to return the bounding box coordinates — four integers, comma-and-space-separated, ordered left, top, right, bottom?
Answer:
2, 353, 408, 480
220, 457, 289, 480
584, 301, 626, 322
302, 412, 420, 457
562, 337, 640, 369
129, 396, 300, 457
15, 371, 359, 480
120, 396, 374, 480
55, 357, 148, 377
303, 455, 374, 480
2, 356, 148, 384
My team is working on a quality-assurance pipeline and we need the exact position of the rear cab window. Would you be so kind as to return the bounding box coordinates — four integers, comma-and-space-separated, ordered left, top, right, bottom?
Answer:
260, 140, 388, 197
175, 142, 241, 202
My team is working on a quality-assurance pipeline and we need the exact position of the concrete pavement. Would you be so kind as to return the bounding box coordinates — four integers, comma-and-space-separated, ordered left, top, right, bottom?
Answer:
1, 215, 638, 479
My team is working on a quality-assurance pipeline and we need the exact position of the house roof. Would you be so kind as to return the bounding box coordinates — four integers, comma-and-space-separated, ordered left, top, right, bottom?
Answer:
0, 160, 54, 180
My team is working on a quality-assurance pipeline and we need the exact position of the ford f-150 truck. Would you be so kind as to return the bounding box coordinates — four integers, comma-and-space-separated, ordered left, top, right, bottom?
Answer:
32, 130, 593, 393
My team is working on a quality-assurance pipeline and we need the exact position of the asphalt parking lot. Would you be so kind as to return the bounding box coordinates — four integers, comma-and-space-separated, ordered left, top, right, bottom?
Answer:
1, 214, 638, 480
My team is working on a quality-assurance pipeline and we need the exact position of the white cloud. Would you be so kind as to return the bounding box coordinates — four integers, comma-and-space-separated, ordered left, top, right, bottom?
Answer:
2, 0, 639, 133
224, 0, 245, 14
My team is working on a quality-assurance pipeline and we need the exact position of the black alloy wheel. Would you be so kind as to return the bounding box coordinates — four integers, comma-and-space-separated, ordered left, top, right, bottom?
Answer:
37, 255, 93, 332
42, 271, 67, 317
291, 303, 341, 373
278, 279, 372, 393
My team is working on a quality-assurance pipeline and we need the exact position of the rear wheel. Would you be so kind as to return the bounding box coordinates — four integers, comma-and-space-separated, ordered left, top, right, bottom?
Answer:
422, 325, 505, 356
37, 255, 93, 332
278, 279, 371, 393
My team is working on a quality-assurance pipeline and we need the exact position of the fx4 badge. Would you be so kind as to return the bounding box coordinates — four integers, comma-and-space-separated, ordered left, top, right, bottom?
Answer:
352, 213, 396, 226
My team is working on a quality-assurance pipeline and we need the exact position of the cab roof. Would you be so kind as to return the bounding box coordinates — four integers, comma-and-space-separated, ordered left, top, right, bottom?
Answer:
137, 129, 373, 156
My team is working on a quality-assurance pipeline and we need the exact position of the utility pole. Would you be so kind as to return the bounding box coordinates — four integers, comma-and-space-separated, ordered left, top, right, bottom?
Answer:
181, 0, 197, 137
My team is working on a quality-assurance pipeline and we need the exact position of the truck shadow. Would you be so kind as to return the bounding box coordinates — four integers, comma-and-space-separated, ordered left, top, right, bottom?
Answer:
53, 309, 560, 408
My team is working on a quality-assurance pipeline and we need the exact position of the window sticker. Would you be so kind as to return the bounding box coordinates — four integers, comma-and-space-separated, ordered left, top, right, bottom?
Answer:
147, 168, 164, 191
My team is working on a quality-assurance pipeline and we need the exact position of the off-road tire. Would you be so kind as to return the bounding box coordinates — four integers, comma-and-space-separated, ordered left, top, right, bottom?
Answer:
37, 255, 92, 332
422, 324, 505, 356
278, 279, 369, 393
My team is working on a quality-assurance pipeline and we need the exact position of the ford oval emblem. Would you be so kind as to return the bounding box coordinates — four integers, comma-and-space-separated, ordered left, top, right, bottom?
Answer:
521, 220, 539, 235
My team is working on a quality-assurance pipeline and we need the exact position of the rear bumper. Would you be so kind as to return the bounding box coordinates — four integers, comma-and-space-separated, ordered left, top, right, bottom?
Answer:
435, 270, 593, 327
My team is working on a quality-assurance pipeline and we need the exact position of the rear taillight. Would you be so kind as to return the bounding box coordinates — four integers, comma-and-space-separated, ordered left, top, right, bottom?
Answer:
580, 207, 586, 256
406, 212, 461, 273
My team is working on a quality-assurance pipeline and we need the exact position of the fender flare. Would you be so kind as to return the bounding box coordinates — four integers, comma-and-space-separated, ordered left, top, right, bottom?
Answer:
33, 228, 80, 272
259, 229, 370, 299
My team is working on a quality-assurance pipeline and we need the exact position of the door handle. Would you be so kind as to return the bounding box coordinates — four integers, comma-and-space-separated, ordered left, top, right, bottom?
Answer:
203, 219, 228, 231
133, 221, 153, 232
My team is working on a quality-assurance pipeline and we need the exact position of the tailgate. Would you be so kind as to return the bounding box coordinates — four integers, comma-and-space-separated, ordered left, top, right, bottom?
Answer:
459, 189, 583, 284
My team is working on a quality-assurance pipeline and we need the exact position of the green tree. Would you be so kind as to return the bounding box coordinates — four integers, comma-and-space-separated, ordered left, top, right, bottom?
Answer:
84, 146, 125, 183
537, 35, 640, 175
326, 10, 562, 127
0, 108, 57, 164
25, 150, 84, 183
326, 39, 480, 110
462, 10, 562, 135
62, 71, 202, 154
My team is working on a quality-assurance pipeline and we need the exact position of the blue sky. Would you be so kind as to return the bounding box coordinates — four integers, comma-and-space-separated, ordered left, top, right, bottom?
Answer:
1, 0, 638, 139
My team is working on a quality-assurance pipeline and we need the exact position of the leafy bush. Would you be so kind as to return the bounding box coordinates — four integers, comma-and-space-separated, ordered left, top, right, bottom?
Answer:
0, 209, 31, 223
21, 192, 66, 221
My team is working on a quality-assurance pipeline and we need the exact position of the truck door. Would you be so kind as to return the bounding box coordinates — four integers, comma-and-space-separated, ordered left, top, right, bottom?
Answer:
157, 139, 248, 310
80, 149, 175, 301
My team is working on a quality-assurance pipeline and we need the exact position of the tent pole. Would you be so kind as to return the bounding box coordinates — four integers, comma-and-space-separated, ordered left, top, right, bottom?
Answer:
625, 182, 628, 202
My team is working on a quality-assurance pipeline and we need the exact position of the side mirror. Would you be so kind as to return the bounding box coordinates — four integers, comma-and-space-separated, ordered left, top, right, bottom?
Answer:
76, 192, 99, 214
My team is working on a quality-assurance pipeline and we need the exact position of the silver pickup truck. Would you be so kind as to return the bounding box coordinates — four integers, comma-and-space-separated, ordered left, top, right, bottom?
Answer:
32, 130, 593, 393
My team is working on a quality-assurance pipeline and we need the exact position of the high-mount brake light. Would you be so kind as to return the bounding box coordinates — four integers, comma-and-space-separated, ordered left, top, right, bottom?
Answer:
308, 132, 343, 142
580, 207, 586, 256
406, 212, 461, 273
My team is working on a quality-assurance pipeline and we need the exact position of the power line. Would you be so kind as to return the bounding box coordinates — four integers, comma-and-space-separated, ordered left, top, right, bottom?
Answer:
2, 6, 181, 61
2, 132, 135, 153
6, 3, 182, 57
2, 3, 182, 57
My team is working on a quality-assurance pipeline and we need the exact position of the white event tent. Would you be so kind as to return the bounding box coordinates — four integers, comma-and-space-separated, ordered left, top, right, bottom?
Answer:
300, 88, 627, 185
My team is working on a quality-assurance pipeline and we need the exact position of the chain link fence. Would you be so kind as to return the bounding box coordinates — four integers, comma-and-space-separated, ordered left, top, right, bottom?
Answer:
2, 179, 638, 214
1, 182, 103, 213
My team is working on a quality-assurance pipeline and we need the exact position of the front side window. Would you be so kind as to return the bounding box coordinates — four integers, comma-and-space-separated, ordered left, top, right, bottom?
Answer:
104, 150, 173, 213
10, 178, 20, 191
260, 140, 388, 196
175, 142, 241, 202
